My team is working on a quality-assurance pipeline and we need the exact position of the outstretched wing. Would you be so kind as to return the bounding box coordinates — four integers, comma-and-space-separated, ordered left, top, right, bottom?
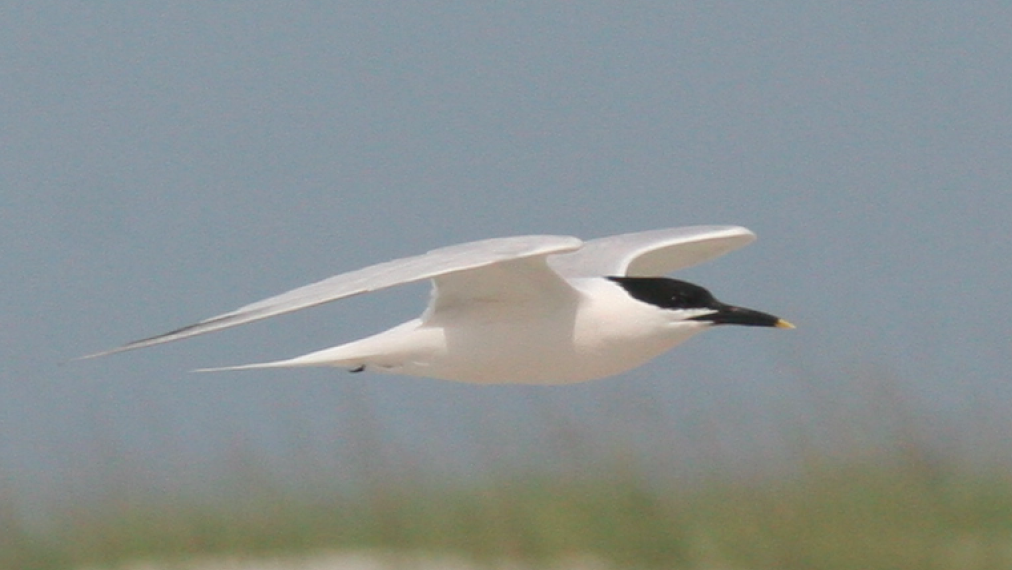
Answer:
82, 235, 582, 359
548, 226, 756, 278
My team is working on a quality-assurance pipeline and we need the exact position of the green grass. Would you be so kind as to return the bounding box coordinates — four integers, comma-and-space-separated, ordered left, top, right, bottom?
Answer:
4, 456, 1012, 570
7, 367, 1012, 569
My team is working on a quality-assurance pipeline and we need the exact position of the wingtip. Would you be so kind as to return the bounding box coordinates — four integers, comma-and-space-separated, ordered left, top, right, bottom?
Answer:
73, 346, 130, 361
716, 224, 757, 243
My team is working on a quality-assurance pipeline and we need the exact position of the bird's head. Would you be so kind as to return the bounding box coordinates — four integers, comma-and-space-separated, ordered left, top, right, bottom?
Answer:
607, 276, 794, 329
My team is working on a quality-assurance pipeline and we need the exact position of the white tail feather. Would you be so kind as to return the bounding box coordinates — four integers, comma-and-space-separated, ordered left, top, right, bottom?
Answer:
193, 354, 354, 372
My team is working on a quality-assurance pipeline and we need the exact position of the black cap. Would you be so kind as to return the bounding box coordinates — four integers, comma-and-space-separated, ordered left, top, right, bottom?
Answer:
608, 277, 794, 328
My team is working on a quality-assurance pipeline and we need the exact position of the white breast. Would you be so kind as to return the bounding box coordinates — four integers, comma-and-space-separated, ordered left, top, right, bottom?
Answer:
395, 278, 709, 384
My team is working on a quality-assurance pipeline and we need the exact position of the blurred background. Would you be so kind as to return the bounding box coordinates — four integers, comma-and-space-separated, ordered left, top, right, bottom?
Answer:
3, 3, 1012, 569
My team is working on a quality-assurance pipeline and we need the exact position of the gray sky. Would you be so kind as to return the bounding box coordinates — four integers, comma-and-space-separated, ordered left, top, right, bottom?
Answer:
3, 3, 1012, 506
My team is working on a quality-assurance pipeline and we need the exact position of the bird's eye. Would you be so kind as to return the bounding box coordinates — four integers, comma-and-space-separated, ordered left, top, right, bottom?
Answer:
679, 290, 711, 307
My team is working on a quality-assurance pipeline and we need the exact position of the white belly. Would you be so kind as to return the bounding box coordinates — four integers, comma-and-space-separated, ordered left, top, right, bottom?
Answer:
394, 297, 706, 385
276, 278, 710, 385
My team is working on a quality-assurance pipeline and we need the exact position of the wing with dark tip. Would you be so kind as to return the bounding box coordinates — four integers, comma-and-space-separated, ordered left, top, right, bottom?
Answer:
81, 235, 583, 359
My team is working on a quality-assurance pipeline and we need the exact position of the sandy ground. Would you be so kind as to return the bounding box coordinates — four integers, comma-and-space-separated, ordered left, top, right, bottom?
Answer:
86, 551, 614, 570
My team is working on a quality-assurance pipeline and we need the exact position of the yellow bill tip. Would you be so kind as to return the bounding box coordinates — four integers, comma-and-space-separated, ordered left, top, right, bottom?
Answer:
775, 319, 796, 329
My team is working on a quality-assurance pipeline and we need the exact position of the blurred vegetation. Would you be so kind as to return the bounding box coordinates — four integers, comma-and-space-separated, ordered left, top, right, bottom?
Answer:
3, 453, 1012, 570
5, 368, 1012, 569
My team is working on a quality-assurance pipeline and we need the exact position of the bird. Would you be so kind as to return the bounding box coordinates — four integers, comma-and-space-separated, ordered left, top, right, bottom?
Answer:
82, 226, 793, 384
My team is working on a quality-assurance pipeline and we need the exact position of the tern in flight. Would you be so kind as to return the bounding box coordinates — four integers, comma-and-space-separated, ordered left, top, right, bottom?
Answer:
84, 226, 793, 384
